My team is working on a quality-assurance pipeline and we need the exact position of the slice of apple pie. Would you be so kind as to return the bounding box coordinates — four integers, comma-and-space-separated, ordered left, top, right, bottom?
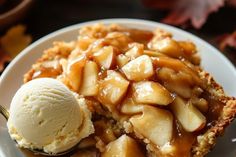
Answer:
24, 23, 236, 157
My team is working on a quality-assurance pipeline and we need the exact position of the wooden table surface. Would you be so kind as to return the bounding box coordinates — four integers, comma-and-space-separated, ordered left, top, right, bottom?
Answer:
1, 0, 236, 70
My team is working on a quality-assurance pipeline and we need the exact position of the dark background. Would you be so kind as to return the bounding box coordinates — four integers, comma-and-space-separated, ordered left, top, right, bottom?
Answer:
1, 0, 236, 66
24, 0, 236, 65
25, 0, 236, 39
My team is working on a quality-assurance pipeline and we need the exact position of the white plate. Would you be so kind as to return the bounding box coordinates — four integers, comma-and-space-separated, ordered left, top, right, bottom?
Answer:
0, 19, 235, 157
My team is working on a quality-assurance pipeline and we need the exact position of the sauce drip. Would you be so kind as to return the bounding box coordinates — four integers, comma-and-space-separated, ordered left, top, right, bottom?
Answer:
170, 120, 196, 157
204, 93, 225, 130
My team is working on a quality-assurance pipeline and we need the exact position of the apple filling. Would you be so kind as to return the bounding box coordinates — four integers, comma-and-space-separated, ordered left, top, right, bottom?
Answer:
24, 24, 229, 157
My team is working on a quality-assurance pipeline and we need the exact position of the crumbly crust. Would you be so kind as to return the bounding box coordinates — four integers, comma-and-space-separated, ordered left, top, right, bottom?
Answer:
24, 41, 75, 83
23, 30, 236, 157
192, 71, 236, 157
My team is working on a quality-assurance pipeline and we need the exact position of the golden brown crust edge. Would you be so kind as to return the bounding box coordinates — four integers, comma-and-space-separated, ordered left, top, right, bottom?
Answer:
192, 71, 236, 157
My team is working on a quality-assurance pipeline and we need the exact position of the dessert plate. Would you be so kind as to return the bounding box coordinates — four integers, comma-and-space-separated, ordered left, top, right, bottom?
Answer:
0, 19, 235, 157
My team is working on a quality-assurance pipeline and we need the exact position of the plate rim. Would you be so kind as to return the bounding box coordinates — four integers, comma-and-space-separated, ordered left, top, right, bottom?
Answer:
0, 18, 236, 84
1, 18, 235, 84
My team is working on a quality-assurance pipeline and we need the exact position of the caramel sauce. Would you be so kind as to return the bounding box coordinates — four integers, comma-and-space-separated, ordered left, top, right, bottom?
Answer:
94, 120, 117, 144
170, 120, 196, 157
171, 132, 196, 157
125, 28, 154, 44
204, 93, 225, 129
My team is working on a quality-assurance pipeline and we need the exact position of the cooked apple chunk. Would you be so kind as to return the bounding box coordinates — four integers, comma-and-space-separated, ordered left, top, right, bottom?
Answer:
178, 41, 197, 56
132, 81, 173, 105
116, 54, 130, 68
121, 98, 144, 115
79, 61, 99, 96
149, 38, 184, 58
153, 57, 202, 85
66, 54, 87, 92
170, 97, 206, 132
97, 70, 129, 107
164, 82, 193, 99
157, 67, 201, 98
125, 43, 144, 59
191, 97, 209, 113
122, 55, 154, 81
93, 46, 115, 69
130, 106, 173, 146
102, 135, 145, 157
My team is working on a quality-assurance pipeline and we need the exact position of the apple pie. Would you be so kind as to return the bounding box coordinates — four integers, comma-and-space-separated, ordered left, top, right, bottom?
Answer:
24, 23, 236, 157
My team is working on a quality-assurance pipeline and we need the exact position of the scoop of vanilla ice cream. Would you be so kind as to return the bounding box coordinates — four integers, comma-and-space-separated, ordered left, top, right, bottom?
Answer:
7, 78, 94, 154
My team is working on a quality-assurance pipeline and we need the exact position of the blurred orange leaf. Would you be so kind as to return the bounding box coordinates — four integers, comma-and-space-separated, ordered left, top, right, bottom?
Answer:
217, 31, 236, 51
0, 24, 32, 72
162, 0, 225, 29
142, 0, 225, 29
0, 48, 11, 71
0, 25, 32, 58
227, 0, 236, 7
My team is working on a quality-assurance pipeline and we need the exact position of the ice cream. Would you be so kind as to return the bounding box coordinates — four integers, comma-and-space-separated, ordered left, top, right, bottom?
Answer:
7, 78, 94, 154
